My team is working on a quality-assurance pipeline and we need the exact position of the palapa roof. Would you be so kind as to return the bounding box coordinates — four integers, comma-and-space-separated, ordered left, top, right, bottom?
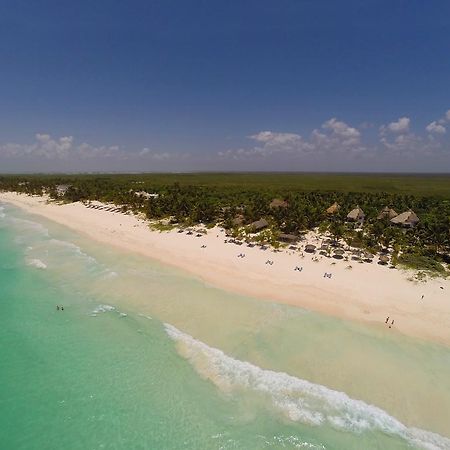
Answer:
269, 198, 289, 208
249, 218, 268, 231
304, 244, 316, 251
377, 206, 398, 220
326, 202, 340, 214
390, 210, 419, 226
278, 233, 299, 242
346, 206, 365, 221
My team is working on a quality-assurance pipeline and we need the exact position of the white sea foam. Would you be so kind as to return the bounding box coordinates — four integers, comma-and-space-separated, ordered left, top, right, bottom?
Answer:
164, 323, 450, 450
0, 206, 5, 218
26, 258, 47, 269
10, 217, 49, 236
91, 304, 116, 315
49, 239, 98, 264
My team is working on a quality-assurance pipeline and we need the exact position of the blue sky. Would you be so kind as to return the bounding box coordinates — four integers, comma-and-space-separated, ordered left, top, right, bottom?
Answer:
0, 0, 449, 172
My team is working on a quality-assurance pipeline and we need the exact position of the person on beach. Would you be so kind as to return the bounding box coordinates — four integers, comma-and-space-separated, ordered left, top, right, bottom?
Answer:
56, 305, 60, 311
385, 316, 389, 323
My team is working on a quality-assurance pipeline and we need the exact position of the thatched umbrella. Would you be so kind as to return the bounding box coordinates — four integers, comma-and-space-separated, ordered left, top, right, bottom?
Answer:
304, 244, 316, 253
378, 254, 390, 265
333, 248, 345, 259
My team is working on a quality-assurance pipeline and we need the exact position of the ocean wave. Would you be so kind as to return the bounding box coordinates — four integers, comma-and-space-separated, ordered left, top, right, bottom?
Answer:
26, 258, 47, 269
91, 304, 116, 315
9, 217, 49, 236
49, 239, 98, 264
164, 323, 450, 450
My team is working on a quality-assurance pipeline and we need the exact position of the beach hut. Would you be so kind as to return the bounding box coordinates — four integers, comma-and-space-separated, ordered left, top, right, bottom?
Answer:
333, 248, 345, 259
326, 202, 340, 214
278, 233, 299, 243
377, 206, 398, 220
390, 210, 420, 228
249, 218, 268, 232
269, 198, 289, 209
304, 244, 316, 253
346, 206, 365, 224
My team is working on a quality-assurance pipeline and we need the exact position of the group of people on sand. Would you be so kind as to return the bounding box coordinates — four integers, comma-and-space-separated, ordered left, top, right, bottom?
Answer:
294, 266, 303, 272
237, 253, 246, 258
323, 272, 332, 279
385, 316, 394, 328
56, 305, 64, 311
265, 260, 274, 265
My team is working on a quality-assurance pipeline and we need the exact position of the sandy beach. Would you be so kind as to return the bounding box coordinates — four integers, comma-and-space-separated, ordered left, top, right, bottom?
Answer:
1, 191, 449, 346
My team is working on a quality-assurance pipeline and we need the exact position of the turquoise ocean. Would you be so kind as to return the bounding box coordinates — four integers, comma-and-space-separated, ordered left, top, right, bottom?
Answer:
1, 201, 450, 450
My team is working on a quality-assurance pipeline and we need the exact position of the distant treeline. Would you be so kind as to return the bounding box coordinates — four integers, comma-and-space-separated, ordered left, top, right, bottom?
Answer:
1, 173, 449, 270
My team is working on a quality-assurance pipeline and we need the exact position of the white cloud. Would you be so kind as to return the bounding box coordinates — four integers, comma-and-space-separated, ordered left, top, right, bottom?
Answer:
249, 131, 303, 147
426, 121, 446, 134
219, 118, 364, 160
446, 110, 450, 122
0, 133, 180, 162
382, 117, 410, 134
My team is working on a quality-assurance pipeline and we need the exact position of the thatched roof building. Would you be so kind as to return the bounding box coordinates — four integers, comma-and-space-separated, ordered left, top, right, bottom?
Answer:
278, 233, 299, 243
377, 206, 398, 220
304, 244, 316, 253
390, 210, 419, 228
326, 202, 340, 214
269, 198, 289, 208
56, 184, 71, 196
249, 218, 268, 231
346, 206, 365, 223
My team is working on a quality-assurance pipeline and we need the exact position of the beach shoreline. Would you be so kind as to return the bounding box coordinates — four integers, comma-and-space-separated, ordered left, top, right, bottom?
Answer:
1, 191, 449, 346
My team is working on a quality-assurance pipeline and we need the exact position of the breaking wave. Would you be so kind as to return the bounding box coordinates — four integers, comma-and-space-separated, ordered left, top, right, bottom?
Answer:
26, 258, 47, 269
91, 304, 116, 316
164, 323, 450, 450
49, 239, 98, 264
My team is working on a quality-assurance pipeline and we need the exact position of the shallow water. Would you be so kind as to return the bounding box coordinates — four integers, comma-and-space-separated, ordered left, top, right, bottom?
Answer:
1, 202, 449, 449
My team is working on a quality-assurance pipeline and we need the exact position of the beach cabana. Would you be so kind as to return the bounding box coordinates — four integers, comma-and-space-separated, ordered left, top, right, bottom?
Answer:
390, 210, 419, 228
326, 202, 340, 214
304, 244, 316, 253
377, 206, 398, 220
278, 233, 299, 243
269, 198, 289, 209
346, 206, 365, 224
333, 248, 345, 259
249, 218, 268, 232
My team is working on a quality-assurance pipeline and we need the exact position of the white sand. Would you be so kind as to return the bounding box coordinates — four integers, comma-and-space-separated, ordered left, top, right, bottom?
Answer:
2, 191, 449, 346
